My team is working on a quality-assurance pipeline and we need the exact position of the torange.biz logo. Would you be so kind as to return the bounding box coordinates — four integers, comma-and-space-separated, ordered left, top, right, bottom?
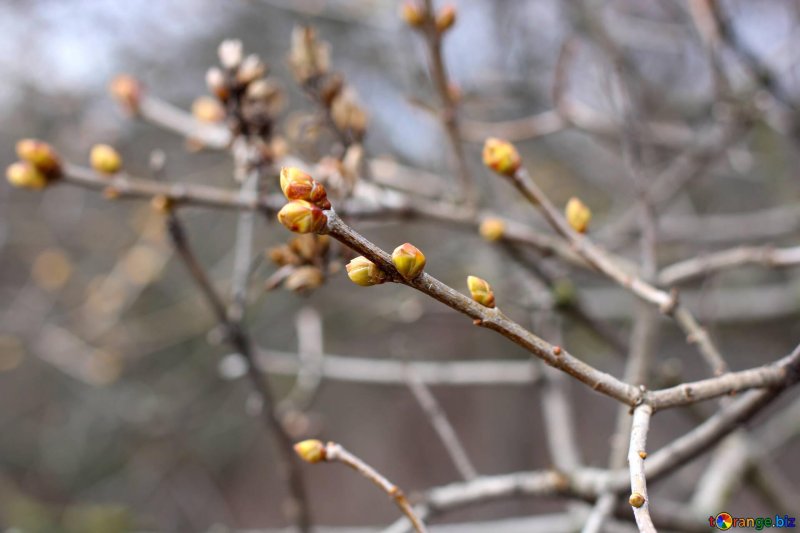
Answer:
710, 512, 796, 530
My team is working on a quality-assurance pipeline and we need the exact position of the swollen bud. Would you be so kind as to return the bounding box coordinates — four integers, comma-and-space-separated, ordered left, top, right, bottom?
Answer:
90, 144, 123, 175
277, 200, 327, 234
109, 74, 143, 114
16, 139, 61, 175
279, 167, 330, 209
467, 275, 495, 308
6, 162, 48, 189
629, 492, 645, 508
435, 5, 457, 33
479, 218, 506, 241
400, 1, 425, 27
565, 197, 591, 233
346, 256, 386, 287
294, 439, 326, 463
392, 243, 426, 280
482, 137, 520, 177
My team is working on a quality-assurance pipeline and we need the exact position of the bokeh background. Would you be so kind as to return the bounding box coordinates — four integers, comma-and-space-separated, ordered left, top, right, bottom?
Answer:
1, 0, 800, 531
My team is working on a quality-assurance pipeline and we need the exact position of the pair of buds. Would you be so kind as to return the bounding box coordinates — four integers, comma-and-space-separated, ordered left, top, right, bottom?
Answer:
345, 243, 427, 287
7, 139, 62, 189
276, 167, 331, 234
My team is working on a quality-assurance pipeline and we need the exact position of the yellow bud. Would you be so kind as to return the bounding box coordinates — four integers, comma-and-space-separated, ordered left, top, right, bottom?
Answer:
479, 218, 506, 241
277, 200, 327, 234
629, 492, 645, 508
279, 167, 330, 209
400, 2, 425, 27
16, 139, 61, 175
191, 96, 225, 123
109, 74, 143, 114
6, 161, 48, 189
346, 256, 385, 287
435, 4, 457, 32
482, 137, 520, 177
294, 439, 326, 463
392, 243, 426, 280
565, 197, 591, 233
90, 144, 123, 175
467, 275, 495, 308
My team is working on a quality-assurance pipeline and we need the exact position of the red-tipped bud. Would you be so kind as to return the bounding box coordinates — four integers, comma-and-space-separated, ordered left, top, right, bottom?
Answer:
277, 200, 327, 234
90, 144, 123, 175
109, 74, 143, 114
565, 197, 591, 233
16, 139, 61, 175
346, 256, 386, 287
392, 243, 426, 280
482, 137, 521, 177
279, 167, 330, 209
6, 161, 48, 189
467, 275, 495, 308
294, 439, 326, 463
435, 5, 457, 32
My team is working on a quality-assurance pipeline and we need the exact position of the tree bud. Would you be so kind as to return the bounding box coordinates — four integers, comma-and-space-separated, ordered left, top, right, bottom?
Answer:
392, 243, 426, 280
467, 275, 495, 308
277, 200, 327, 234
279, 167, 330, 209
482, 137, 521, 177
565, 197, 591, 233
192, 96, 225, 123
16, 139, 61, 175
90, 144, 123, 175
346, 256, 386, 287
109, 74, 143, 114
400, 2, 425, 27
435, 5, 457, 32
6, 161, 48, 189
218, 39, 243, 69
294, 439, 326, 463
479, 218, 506, 241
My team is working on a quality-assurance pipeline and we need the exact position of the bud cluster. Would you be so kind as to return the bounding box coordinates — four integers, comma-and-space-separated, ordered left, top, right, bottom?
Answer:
202, 39, 284, 142
6, 139, 62, 190
267, 234, 330, 293
288, 26, 368, 143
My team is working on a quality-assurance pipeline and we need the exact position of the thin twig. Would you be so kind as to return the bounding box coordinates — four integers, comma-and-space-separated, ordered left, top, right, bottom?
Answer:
164, 212, 311, 531
417, 0, 476, 206
319, 441, 428, 533
503, 166, 728, 376
404, 366, 478, 480
628, 404, 656, 533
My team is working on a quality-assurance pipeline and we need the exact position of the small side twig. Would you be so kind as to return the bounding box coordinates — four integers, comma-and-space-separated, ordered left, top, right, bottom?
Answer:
297, 440, 428, 533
